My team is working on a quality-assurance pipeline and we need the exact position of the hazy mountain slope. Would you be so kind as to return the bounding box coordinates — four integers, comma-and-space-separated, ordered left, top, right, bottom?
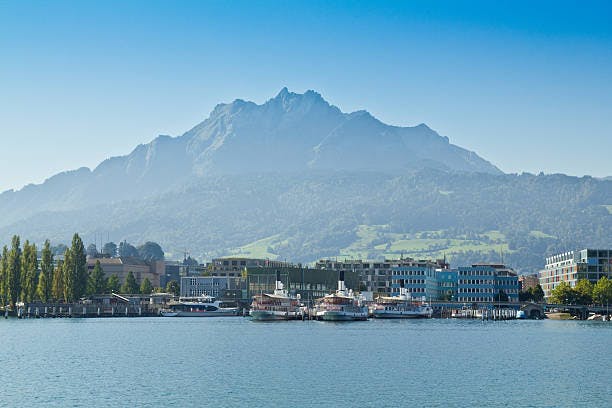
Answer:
1, 171, 609, 273
0, 88, 500, 227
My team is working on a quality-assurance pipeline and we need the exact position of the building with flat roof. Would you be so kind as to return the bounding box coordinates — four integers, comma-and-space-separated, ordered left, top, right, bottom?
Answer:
539, 249, 612, 300
86, 257, 163, 288
456, 264, 519, 303
210, 257, 290, 278
180, 276, 230, 298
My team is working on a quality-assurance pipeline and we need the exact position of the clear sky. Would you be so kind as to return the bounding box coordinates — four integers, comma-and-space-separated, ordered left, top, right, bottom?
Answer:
1, 0, 611, 192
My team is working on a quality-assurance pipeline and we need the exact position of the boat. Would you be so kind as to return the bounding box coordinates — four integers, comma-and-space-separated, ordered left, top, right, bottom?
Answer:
314, 270, 368, 321
373, 279, 433, 319
249, 271, 303, 321
160, 295, 240, 317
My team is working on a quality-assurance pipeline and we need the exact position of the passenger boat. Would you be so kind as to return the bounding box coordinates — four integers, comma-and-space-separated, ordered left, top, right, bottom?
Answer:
250, 271, 303, 321
314, 271, 368, 321
160, 295, 240, 317
373, 279, 433, 319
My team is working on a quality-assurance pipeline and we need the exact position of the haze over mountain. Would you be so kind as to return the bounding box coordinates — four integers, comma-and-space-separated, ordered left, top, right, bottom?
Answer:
1, 89, 610, 273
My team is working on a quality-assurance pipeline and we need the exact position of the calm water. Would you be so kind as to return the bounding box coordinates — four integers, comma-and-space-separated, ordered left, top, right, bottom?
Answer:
1, 317, 610, 407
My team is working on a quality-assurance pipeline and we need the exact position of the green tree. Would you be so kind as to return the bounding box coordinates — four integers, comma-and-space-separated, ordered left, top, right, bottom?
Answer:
51, 260, 64, 301
0, 246, 8, 305
137, 242, 164, 262
549, 281, 578, 304
87, 260, 106, 295
574, 279, 594, 305
21, 241, 38, 302
166, 279, 179, 296
37, 240, 54, 302
530, 284, 545, 302
593, 277, 612, 306
63, 234, 87, 302
121, 271, 139, 294
118, 241, 138, 258
139, 277, 153, 294
107, 274, 121, 293
6, 235, 22, 306
102, 242, 117, 258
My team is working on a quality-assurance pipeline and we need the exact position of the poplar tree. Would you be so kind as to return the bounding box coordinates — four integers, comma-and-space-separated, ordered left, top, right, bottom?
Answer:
37, 240, 53, 302
52, 260, 64, 301
62, 247, 73, 302
87, 260, 106, 295
21, 241, 38, 302
7, 235, 22, 306
121, 271, 139, 294
107, 274, 120, 293
0, 246, 7, 305
139, 277, 153, 295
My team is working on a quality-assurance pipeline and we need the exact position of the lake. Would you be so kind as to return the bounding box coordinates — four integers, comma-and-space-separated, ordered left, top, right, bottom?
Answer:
1, 317, 610, 407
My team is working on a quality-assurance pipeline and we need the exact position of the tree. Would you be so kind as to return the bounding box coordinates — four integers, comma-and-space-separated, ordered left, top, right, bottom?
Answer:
530, 284, 544, 302
137, 242, 164, 262
38, 240, 54, 303
0, 246, 8, 305
20, 241, 38, 302
52, 260, 64, 301
107, 274, 121, 293
63, 233, 88, 302
166, 280, 179, 296
549, 281, 578, 305
118, 241, 138, 258
593, 277, 612, 306
86, 243, 99, 258
121, 271, 139, 294
139, 277, 153, 295
6, 235, 22, 306
87, 260, 106, 295
574, 279, 594, 305
102, 242, 117, 258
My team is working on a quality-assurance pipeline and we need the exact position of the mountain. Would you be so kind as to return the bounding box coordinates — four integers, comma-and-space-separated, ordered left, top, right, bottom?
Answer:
0, 88, 499, 227
0, 89, 609, 274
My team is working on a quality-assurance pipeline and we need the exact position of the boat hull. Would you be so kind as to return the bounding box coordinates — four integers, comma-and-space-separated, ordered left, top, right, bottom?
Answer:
317, 310, 368, 321
160, 309, 239, 317
250, 310, 300, 321
373, 311, 431, 319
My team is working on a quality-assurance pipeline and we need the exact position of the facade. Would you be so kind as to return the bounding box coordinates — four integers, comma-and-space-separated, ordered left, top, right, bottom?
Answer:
518, 274, 539, 291
210, 257, 290, 278
315, 258, 449, 295
245, 265, 359, 302
86, 257, 164, 288
539, 249, 612, 299
390, 260, 448, 300
456, 264, 519, 303
180, 276, 229, 298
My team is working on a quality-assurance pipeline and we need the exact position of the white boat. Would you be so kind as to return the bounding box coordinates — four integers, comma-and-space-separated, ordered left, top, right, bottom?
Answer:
160, 295, 240, 317
314, 271, 368, 321
250, 271, 303, 321
373, 280, 433, 319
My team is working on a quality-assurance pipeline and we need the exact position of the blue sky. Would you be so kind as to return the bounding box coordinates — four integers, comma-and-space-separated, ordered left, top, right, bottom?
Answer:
1, 0, 611, 191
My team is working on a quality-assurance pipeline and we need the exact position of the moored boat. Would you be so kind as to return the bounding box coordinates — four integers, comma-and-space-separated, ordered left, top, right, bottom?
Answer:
250, 271, 303, 321
160, 295, 239, 317
373, 279, 433, 319
314, 271, 368, 321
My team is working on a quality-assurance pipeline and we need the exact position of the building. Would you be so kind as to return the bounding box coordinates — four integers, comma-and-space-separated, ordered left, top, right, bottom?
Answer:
518, 274, 539, 291
456, 264, 519, 303
539, 249, 612, 299
210, 257, 290, 278
315, 258, 449, 296
180, 276, 230, 298
244, 265, 360, 302
86, 257, 164, 288
390, 260, 450, 300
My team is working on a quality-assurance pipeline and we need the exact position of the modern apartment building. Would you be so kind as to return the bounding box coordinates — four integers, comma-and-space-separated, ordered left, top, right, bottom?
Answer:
539, 249, 612, 299
456, 264, 519, 303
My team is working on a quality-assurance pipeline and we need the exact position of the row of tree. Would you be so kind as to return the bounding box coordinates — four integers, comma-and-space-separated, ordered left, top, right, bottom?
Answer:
518, 284, 545, 302
87, 241, 164, 262
0, 234, 169, 307
549, 277, 612, 305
